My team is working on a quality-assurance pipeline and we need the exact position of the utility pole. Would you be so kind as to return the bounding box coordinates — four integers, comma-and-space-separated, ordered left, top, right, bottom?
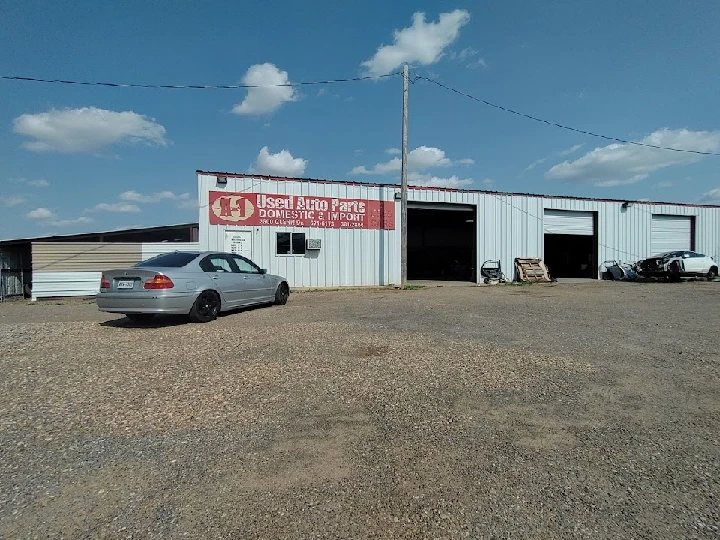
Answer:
400, 63, 409, 288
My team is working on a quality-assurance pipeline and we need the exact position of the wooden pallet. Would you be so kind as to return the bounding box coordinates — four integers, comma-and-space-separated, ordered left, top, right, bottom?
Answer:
514, 258, 552, 282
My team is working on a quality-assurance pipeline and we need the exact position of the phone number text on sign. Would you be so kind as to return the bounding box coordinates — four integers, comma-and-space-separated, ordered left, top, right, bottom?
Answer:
209, 192, 395, 230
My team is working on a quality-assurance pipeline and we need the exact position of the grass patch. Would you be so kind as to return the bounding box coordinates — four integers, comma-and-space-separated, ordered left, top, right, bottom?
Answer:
402, 284, 426, 290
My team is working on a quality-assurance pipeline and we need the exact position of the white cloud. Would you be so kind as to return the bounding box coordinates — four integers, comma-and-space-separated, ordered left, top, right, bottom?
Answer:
545, 129, 720, 187
351, 145, 470, 175
86, 202, 141, 213
12, 177, 49, 187
0, 195, 27, 207
558, 143, 585, 156
698, 188, 720, 205
248, 146, 307, 177
386, 147, 401, 155
12, 107, 167, 153
232, 63, 297, 115
525, 157, 548, 172
480, 178, 495, 187
26, 207, 56, 220
525, 144, 584, 172
652, 181, 673, 189
46, 216, 94, 227
408, 172, 473, 188
119, 190, 190, 204
176, 199, 198, 210
451, 46, 486, 69
361, 9, 470, 76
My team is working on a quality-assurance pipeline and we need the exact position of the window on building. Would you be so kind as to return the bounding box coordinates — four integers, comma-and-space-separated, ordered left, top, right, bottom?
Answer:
276, 232, 306, 255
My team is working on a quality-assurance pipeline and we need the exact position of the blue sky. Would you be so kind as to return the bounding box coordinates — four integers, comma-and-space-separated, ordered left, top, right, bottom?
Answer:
1, 0, 720, 239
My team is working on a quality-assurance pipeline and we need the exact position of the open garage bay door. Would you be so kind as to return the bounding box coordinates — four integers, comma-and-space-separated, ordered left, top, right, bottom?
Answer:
651, 215, 693, 254
407, 203, 476, 282
543, 210, 597, 278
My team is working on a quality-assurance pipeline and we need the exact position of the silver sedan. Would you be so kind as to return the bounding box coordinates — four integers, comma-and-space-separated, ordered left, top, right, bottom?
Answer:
96, 251, 289, 323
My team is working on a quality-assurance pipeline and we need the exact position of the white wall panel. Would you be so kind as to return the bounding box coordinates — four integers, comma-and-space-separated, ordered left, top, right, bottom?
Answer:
32, 272, 101, 301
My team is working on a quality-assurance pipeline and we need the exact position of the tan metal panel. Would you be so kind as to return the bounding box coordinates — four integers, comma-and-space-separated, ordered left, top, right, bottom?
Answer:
31, 242, 142, 272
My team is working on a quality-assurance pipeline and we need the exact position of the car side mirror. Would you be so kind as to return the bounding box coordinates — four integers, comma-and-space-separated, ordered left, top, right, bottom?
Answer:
259, 268, 267, 274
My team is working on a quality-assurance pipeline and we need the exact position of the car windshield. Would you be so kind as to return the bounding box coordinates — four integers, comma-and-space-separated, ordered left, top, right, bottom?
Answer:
134, 252, 199, 268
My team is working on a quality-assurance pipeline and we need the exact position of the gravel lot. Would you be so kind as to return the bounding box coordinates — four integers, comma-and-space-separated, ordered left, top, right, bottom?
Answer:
1, 281, 718, 539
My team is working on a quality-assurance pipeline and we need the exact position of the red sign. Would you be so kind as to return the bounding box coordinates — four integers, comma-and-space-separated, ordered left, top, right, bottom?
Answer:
209, 192, 395, 230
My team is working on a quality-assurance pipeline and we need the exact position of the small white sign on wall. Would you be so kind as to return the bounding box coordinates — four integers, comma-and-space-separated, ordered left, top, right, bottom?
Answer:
224, 230, 252, 259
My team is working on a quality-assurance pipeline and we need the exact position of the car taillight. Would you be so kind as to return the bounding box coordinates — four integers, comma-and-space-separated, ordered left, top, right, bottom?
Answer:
144, 275, 174, 290
100, 276, 110, 289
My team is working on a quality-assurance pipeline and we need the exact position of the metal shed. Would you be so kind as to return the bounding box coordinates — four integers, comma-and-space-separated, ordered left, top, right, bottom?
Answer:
197, 171, 720, 287
0, 223, 199, 301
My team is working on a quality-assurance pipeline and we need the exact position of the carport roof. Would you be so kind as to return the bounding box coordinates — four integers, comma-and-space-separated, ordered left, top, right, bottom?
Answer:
197, 170, 720, 209
0, 222, 198, 247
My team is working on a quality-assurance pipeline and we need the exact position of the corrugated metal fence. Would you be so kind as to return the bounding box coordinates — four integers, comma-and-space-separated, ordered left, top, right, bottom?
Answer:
31, 241, 199, 300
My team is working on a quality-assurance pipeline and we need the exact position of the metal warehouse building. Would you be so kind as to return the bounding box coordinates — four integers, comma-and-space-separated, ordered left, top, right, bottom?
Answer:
198, 170, 720, 287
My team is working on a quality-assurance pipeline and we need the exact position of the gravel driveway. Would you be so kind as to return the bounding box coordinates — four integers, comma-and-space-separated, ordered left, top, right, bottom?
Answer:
1, 282, 718, 538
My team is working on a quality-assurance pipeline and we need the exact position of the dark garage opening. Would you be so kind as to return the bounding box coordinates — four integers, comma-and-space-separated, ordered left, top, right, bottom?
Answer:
544, 234, 597, 279
408, 205, 476, 281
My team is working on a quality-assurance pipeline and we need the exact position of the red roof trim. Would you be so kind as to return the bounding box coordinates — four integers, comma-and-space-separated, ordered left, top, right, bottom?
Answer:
196, 170, 720, 209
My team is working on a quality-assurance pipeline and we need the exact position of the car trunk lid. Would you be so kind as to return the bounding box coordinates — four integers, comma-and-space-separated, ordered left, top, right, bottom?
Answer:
101, 269, 169, 292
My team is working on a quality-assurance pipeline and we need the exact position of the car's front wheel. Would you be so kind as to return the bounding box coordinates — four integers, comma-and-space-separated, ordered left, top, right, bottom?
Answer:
274, 282, 289, 305
189, 291, 220, 323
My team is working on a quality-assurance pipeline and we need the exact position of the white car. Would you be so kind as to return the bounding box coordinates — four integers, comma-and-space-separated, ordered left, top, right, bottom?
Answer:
637, 250, 718, 280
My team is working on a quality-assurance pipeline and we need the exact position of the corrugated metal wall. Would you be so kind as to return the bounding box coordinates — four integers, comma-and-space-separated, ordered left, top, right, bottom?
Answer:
32, 272, 103, 299
198, 174, 720, 287
199, 175, 399, 287
32, 242, 141, 272
31, 242, 200, 300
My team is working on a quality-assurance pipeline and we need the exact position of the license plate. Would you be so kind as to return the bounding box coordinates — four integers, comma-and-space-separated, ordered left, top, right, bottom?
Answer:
116, 280, 135, 289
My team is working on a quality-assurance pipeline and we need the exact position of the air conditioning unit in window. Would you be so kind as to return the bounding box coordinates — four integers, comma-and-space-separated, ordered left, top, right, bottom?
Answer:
306, 238, 321, 250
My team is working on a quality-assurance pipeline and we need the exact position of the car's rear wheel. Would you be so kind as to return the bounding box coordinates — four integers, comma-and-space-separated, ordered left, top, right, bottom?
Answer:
274, 282, 289, 305
708, 266, 718, 281
125, 313, 155, 324
189, 291, 220, 323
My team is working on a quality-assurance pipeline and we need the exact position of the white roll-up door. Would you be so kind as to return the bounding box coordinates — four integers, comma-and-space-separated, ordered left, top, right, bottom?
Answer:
651, 215, 692, 254
543, 210, 595, 235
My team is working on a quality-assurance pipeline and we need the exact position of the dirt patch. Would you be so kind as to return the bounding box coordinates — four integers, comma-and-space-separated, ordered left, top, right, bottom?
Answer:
1, 282, 719, 538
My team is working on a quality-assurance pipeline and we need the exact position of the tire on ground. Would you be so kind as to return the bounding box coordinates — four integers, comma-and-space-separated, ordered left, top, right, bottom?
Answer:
189, 290, 221, 323
274, 282, 290, 305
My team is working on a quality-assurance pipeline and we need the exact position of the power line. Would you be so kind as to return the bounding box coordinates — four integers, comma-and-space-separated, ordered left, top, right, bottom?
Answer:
0, 72, 400, 90
416, 76, 720, 157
